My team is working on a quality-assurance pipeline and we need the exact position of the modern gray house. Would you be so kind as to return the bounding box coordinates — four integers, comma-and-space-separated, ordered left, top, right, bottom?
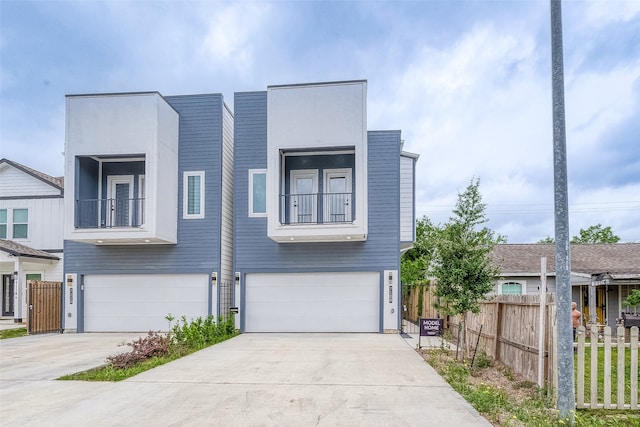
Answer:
233, 81, 418, 332
63, 92, 234, 332
62, 80, 418, 333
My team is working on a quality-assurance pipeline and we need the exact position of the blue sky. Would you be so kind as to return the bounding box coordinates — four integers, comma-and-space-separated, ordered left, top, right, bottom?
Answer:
1, 0, 639, 243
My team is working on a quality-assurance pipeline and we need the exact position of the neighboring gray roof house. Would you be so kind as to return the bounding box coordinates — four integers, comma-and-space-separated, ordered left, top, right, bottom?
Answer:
491, 243, 640, 327
492, 243, 640, 279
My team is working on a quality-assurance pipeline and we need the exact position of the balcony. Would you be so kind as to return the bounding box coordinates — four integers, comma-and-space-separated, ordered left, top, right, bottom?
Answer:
76, 198, 145, 229
280, 192, 352, 225
64, 93, 179, 245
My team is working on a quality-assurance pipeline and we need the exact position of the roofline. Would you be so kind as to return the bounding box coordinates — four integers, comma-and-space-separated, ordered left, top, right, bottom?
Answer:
268, 79, 367, 89
401, 151, 420, 160
0, 158, 64, 192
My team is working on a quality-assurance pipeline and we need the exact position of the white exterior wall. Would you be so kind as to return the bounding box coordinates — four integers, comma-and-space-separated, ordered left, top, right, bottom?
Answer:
383, 269, 399, 331
0, 198, 64, 250
0, 167, 61, 197
399, 155, 415, 243
220, 107, 234, 285
64, 93, 179, 244
266, 81, 368, 242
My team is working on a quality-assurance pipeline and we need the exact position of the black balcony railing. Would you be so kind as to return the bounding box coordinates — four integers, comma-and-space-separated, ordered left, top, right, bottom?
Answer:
76, 198, 145, 228
280, 193, 352, 225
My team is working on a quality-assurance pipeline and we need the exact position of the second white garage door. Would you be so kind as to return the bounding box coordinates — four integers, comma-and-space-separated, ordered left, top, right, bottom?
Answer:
83, 274, 209, 332
245, 272, 380, 332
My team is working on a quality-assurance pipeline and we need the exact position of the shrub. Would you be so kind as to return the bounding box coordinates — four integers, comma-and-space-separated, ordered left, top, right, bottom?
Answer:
107, 331, 170, 369
170, 315, 237, 350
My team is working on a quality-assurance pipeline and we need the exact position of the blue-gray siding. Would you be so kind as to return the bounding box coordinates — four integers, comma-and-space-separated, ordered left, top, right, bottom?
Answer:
64, 94, 227, 275
233, 91, 401, 273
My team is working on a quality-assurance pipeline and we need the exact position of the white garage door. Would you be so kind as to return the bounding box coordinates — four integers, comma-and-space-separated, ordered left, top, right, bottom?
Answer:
245, 272, 380, 332
83, 274, 209, 332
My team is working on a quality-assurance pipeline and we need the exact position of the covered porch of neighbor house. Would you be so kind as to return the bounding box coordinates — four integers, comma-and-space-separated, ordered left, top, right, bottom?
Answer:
0, 239, 61, 322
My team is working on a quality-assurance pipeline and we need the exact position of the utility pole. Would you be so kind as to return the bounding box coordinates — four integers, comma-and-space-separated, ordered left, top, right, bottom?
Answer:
550, 0, 575, 419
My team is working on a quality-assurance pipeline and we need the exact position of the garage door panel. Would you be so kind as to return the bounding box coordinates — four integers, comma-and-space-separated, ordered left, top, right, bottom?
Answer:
84, 274, 209, 332
245, 272, 379, 332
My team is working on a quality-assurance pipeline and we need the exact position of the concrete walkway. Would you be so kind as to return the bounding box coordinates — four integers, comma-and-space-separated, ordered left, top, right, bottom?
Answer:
1, 333, 490, 426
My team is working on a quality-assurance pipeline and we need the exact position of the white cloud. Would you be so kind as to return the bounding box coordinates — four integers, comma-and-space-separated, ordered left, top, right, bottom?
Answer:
199, 3, 272, 74
582, 0, 640, 27
566, 61, 640, 153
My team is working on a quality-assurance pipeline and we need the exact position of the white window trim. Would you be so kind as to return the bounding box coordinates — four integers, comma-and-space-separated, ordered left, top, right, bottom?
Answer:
12, 208, 29, 240
183, 171, 205, 219
106, 175, 134, 227
0, 208, 7, 239
290, 169, 319, 224
249, 169, 267, 218
138, 175, 146, 226
498, 280, 527, 295
323, 168, 353, 223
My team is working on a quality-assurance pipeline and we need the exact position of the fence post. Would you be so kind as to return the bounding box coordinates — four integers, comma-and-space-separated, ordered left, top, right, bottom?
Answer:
604, 326, 612, 408
493, 301, 502, 361
616, 326, 626, 409
631, 327, 638, 410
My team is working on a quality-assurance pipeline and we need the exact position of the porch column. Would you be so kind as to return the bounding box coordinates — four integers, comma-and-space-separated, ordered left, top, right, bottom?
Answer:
589, 275, 597, 325
13, 257, 23, 323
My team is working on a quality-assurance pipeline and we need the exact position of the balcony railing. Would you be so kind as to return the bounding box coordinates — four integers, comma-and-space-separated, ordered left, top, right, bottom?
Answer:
76, 198, 145, 229
280, 193, 352, 225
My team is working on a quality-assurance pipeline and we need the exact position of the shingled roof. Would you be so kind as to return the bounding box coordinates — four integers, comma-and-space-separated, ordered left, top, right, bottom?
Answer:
0, 239, 60, 261
0, 158, 64, 191
491, 243, 640, 277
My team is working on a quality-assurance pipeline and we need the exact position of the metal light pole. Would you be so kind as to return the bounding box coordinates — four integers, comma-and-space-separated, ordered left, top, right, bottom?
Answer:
550, 0, 576, 419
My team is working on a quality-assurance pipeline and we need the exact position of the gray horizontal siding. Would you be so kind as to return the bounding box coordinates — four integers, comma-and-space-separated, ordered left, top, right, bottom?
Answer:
65, 94, 226, 275
233, 90, 401, 273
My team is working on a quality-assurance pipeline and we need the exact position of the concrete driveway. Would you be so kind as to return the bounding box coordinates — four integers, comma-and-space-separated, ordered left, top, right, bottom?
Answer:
1, 333, 490, 426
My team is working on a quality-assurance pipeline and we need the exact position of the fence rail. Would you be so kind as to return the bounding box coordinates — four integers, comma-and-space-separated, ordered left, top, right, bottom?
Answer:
402, 285, 639, 409
575, 325, 639, 410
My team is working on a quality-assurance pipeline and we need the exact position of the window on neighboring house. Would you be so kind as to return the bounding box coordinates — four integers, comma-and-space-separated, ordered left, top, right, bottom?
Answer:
500, 281, 525, 295
183, 171, 205, 219
12, 209, 28, 239
249, 169, 267, 217
0, 209, 6, 239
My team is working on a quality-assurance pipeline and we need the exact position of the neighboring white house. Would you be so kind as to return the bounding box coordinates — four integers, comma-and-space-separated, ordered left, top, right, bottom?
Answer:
0, 158, 64, 322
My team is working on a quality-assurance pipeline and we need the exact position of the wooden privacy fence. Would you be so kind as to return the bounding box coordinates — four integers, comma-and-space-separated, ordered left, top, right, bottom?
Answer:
403, 283, 443, 323
448, 294, 557, 385
27, 281, 63, 334
575, 325, 639, 410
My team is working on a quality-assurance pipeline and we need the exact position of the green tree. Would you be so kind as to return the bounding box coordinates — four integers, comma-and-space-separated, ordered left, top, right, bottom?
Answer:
431, 179, 502, 357
622, 289, 640, 309
431, 178, 502, 317
538, 236, 555, 244
401, 216, 438, 286
571, 224, 620, 243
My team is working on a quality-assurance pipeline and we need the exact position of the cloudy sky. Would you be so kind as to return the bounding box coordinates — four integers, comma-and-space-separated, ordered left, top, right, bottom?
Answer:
1, 0, 639, 243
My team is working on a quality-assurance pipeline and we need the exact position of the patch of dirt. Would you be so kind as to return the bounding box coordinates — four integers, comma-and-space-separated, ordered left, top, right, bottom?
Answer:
417, 346, 543, 426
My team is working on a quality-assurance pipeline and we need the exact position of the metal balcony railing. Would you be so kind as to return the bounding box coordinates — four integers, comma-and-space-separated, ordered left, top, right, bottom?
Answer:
75, 198, 145, 228
280, 193, 352, 225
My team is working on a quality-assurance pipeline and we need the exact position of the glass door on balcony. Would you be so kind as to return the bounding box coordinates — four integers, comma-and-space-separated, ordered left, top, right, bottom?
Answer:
324, 169, 352, 223
107, 175, 133, 227
290, 170, 317, 224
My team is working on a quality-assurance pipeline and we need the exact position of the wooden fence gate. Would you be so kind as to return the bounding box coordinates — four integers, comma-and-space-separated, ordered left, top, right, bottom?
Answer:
27, 281, 63, 334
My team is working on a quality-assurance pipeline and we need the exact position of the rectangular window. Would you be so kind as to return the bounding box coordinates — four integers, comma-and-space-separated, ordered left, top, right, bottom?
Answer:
0, 209, 6, 239
249, 169, 267, 217
500, 281, 524, 295
183, 171, 205, 219
12, 209, 28, 239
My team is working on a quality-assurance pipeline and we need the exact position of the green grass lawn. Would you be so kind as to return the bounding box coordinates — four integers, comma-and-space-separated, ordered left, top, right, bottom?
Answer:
576, 346, 635, 405
0, 328, 28, 339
